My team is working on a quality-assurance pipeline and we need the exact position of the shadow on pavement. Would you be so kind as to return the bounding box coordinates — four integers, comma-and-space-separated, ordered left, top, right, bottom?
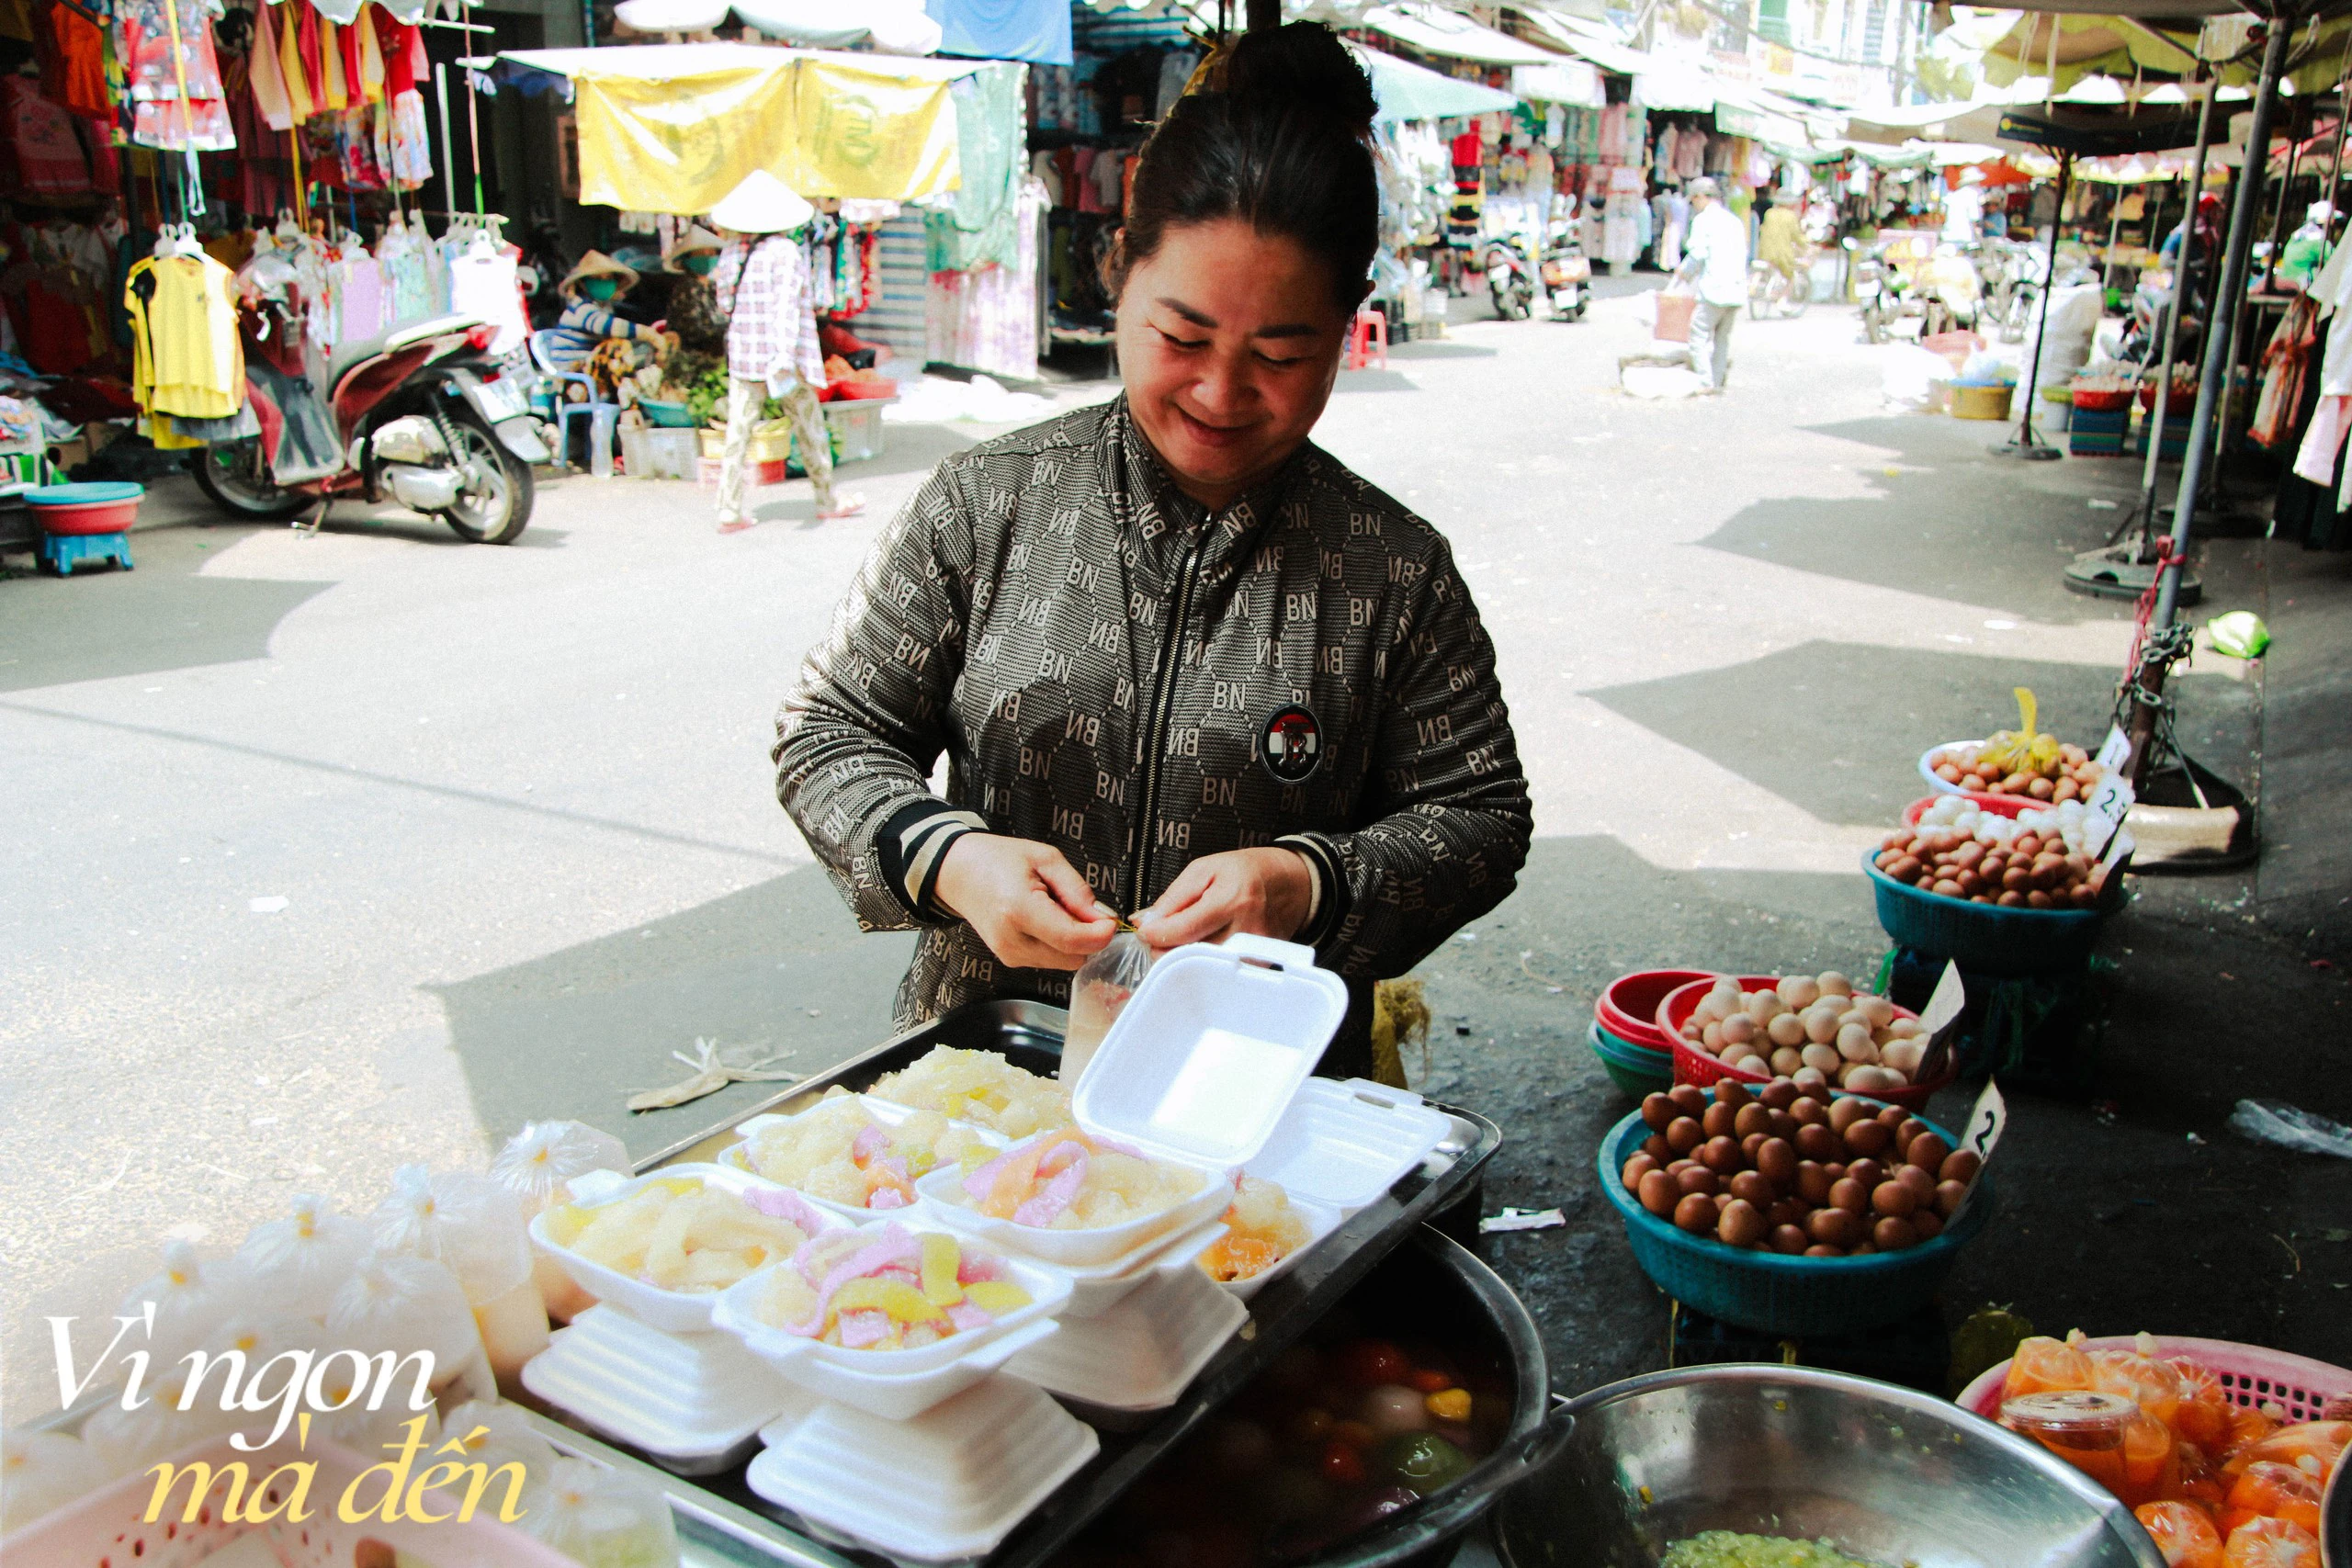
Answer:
0, 524, 335, 694
1699, 414, 2145, 624
1332, 368, 1419, 394
1411, 833, 2352, 1393
1583, 639, 2241, 826
429, 859, 915, 1160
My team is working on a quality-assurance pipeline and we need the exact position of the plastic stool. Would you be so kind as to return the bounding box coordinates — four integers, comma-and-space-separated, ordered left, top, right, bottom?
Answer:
38, 531, 133, 575
1346, 308, 1388, 371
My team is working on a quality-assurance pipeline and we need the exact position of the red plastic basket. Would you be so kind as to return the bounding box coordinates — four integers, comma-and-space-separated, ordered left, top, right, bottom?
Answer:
1958, 1335, 2352, 1427
1596, 969, 1713, 1054
1658, 974, 1952, 1112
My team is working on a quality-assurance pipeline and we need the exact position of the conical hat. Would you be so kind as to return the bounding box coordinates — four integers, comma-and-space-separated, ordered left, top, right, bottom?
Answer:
709, 170, 815, 235
663, 224, 725, 270
560, 250, 639, 295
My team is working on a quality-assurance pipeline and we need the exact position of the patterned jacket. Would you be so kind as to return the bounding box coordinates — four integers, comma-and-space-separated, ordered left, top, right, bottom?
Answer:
774, 397, 1531, 1068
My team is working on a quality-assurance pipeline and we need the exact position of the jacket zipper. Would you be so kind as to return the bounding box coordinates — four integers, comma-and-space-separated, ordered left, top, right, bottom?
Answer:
1129, 526, 1208, 912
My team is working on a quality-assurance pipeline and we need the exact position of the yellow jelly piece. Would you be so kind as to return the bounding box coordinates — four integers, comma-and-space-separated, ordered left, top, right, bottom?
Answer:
652, 1178, 704, 1198
541, 1204, 590, 1247
962, 1280, 1033, 1315
832, 1277, 946, 1326
920, 1234, 965, 1306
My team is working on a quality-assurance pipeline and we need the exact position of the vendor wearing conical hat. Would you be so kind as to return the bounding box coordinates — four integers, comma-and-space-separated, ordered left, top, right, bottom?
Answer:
548, 249, 673, 371
662, 224, 730, 356
707, 171, 863, 530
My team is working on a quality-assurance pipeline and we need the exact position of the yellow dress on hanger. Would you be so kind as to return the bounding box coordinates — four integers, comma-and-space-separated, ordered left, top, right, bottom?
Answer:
125, 254, 246, 420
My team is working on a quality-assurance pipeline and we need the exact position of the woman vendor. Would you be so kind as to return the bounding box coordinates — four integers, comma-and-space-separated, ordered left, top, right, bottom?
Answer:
547, 250, 673, 371
773, 25, 1531, 1076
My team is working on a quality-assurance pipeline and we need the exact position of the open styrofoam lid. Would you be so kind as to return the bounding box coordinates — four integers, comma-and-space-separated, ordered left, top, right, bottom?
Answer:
1243, 1077, 1455, 1213
1070, 934, 1348, 1170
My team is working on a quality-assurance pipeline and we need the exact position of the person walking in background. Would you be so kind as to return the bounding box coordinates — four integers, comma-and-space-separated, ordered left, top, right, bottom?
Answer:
1758, 193, 1804, 292
1678, 176, 1747, 393
709, 171, 865, 533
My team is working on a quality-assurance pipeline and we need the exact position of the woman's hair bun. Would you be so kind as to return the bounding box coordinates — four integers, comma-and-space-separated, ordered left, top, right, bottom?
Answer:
1219, 21, 1377, 137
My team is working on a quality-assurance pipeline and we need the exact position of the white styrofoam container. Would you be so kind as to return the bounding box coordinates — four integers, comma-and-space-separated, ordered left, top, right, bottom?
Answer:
744, 1371, 1097, 1562
709, 1225, 1071, 1419
913, 1145, 1229, 1269
1005, 1258, 1249, 1416
1075, 934, 1347, 1169
1059, 1213, 1229, 1317
718, 1094, 1010, 1221
526, 1163, 842, 1335
518, 1303, 792, 1473
1245, 1077, 1455, 1215
1202, 1191, 1344, 1302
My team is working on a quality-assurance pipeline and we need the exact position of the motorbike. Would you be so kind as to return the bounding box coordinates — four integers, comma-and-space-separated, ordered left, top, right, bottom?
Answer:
1484, 233, 1537, 321
1919, 247, 1983, 337
192, 310, 548, 544
1747, 254, 1810, 320
1539, 226, 1590, 321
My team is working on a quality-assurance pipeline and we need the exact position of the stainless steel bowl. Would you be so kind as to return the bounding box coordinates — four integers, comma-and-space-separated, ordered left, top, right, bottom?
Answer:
1496, 1364, 2165, 1568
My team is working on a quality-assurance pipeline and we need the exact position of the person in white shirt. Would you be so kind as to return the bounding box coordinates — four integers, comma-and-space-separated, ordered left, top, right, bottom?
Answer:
1942, 166, 1987, 244
1677, 177, 1748, 393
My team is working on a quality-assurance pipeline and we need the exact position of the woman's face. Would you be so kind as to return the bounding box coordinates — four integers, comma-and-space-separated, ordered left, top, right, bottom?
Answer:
1116, 218, 1355, 512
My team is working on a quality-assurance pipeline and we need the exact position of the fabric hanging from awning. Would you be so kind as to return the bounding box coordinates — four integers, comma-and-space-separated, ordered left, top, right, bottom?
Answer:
924, 0, 1072, 67
1360, 3, 1561, 67
476, 44, 977, 210
1352, 42, 1517, 122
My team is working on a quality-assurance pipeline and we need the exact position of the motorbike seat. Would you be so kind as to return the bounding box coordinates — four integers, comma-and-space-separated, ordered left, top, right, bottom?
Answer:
327, 314, 483, 392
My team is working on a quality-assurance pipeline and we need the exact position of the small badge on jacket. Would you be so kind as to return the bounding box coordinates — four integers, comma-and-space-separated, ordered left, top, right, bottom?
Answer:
1259, 704, 1323, 783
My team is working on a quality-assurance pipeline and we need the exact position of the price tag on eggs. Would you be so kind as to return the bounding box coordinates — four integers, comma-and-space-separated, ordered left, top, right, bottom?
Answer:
1944, 1077, 2007, 1228
2096, 724, 2134, 775
1913, 960, 1966, 1084
2082, 773, 2136, 858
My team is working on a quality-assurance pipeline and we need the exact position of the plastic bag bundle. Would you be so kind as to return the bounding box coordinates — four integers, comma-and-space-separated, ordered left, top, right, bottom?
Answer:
236, 1192, 373, 1321
80, 1355, 239, 1474
115, 1240, 257, 1365
1, 1428, 103, 1534
324, 1250, 484, 1381
491, 1122, 633, 1219
520, 1456, 682, 1568
444, 1397, 560, 1484
372, 1165, 534, 1305
1062, 932, 1156, 1086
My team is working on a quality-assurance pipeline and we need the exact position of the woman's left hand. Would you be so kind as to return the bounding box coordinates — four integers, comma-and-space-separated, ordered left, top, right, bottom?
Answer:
1134, 848, 1314, 950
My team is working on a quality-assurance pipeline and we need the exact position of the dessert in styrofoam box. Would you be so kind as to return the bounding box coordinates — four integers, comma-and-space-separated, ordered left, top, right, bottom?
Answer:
865, 1046, 1072, 1138
745, 1373, 1099, 1562
1243, 1077, 1456, 1216
922, 935, 1349, 1269
710, 1220, 1071, 1420
518, 1302, 794, 1473
1006, 1258, 1251, 1420
1198, 1179, 1344, 1300
718, 1089, 1009, 1218
526, 1163, 841, 1335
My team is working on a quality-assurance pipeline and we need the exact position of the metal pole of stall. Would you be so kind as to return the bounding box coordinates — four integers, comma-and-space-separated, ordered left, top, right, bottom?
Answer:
1996, 150, 2072, 460
2130, 12, 2298, 783
435, 62, 458, 229
2129, 73, 2217, 542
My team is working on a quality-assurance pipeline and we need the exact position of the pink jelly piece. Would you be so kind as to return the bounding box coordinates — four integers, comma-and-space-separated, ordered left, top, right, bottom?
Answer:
945, 1301, 993, 1333
780, 1224, 923, 1337
1012, 1142, 1089, 1227
851, 1123, 892, 1164
963, 1143, 1024, 1202
956, 1252, 1005, 1284
838, 1309, 890, 1348
868, 1188, 910, 1211
742, 1185, 831, 1237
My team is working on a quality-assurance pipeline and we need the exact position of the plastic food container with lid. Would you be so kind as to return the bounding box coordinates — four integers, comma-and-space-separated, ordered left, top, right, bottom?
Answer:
1006, 1254, 1250, 1423
917, 934, 1349, 1269
718, 1093, 1011, 1221
518, 1301, 795, 1474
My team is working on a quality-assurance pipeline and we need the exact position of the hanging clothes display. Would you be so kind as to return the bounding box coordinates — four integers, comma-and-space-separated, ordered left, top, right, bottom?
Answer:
117, 0, 236, 150
126, 250, 245, 418
5, 73, 93, 194
2252, 296, 2318, 451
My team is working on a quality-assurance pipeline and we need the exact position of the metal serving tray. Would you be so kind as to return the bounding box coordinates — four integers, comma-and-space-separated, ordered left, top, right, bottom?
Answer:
537, 998, 1501, 1568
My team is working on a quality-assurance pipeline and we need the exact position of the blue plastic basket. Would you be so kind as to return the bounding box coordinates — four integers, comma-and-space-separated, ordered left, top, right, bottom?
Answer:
1588, 1023, 1671, 1099
1598, 1104, 1994, 1337
1862, 847, 2121, 976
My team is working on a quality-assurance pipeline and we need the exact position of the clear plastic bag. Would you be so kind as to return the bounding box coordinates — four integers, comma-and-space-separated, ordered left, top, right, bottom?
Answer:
2, 1428, 103, 1533
2229, 1099, 2352, 1158
490, 1121, 632, 1219
235, 1192, 372, 1321
324, 1251, 484, 1383
372, 1165, 534, 1305
443, 1397, 560, 1485
1062, 931, 1157, 1086
115, 1240, 257, 1365
520, 1456, 682, 1568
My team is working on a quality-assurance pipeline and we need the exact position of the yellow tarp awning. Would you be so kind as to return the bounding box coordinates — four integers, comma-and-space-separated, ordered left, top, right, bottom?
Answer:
490, 44, 976, 211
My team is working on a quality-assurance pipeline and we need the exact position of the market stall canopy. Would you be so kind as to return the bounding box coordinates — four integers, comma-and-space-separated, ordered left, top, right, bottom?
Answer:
1359, 2, 1562, 66
1351, 43, 1519, 121
473, 44, 981, 212
1980, 13, 2201, 94
1514, 9, 1717, 111
924, 0, 1072, 66
1994, 100, 2208, 154
609, 0, 945, 52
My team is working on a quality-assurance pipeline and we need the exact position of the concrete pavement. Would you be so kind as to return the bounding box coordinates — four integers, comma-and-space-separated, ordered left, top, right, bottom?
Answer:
5, 286, 2346, 1421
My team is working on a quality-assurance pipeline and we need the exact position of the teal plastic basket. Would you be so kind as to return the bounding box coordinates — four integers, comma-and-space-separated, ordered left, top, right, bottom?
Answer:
1863, 846, 2122, 976
639, 400, 697, 428
1588, 1023, 1671, 1099
1598, 1104, 1994, 1336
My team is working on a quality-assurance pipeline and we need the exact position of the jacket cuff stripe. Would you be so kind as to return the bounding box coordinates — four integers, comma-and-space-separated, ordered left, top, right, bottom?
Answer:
1277, 832, 1347, 949
876, 800, 988, 918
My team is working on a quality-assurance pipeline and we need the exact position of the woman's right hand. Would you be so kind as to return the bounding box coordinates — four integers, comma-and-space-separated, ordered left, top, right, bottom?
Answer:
933, 834, 1118, 972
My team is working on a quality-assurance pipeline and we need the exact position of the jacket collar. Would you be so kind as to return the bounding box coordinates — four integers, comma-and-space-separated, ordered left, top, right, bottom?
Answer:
1103, 394, 1307, 564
